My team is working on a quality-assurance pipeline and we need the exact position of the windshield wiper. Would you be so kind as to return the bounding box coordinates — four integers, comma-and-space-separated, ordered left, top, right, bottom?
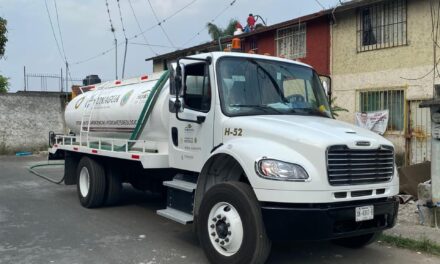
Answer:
229, 104, 283, 114
248, 59, 289, 103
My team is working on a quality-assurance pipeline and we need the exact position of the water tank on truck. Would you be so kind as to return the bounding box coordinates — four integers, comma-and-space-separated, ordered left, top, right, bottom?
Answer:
65, 71, 170, 150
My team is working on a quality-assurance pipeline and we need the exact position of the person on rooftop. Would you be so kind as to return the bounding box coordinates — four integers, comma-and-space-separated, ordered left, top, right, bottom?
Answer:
247, 13, 256, 31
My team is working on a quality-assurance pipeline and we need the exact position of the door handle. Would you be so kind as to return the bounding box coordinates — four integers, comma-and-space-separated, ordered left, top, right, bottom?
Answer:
171, 127, 178, 146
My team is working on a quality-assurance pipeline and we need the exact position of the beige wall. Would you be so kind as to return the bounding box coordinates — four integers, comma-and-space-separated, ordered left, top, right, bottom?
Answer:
331, 0, 436, 161
332, 0, 435, 119
153, 60, 165, 73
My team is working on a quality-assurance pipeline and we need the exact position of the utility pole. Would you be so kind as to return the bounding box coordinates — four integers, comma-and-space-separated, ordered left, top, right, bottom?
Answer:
122, 38, 128, 79
65, 62, 69, 93
115, 38, 118, 80
61, 68, 63, 92
23, 66, 26, 92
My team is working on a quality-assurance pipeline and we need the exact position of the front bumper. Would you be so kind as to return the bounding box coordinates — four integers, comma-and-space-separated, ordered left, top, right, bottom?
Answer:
261, 196, 399, 241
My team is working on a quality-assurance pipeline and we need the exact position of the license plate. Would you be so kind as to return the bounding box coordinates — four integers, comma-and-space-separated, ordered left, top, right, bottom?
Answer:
355, 205, 374, 222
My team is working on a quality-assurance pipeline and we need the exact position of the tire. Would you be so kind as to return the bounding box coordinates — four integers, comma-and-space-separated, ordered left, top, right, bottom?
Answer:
332, 231, 382, 248
64, 152, 79, 185
76, 156, 106, 208
197, 182, 271, 264
105, 165, 123, 206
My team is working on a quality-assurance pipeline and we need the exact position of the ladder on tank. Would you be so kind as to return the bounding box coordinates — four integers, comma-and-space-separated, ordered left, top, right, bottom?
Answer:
79, 85, 106, 146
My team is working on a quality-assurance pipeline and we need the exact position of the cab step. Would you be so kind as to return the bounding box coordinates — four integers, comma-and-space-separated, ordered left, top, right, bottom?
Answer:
163, 179, 197, 192
157, 208, 193, 224
156, 174, 197, 225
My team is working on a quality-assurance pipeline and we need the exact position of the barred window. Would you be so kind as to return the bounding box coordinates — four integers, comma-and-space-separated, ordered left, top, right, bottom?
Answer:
276, 23, 306, 59
357, 0, 407, 52
359, 90, 405, 131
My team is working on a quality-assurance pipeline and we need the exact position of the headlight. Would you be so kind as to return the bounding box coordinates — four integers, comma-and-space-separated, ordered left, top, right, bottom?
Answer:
255, 159, 309, 182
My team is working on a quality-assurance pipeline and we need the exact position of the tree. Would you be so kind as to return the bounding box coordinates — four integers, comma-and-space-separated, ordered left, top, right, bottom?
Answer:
0, 17, 7, 59
0, 75, 8, 93
207, 19, 239, 40
0, 17, 8, 93
330, 97, 349, 117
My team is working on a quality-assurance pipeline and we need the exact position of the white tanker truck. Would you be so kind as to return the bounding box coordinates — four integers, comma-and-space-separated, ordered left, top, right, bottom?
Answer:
50, 52, 399, 264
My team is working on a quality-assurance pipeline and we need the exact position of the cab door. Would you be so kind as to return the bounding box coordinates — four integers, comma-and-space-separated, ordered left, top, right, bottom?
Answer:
168, 59, 215, 172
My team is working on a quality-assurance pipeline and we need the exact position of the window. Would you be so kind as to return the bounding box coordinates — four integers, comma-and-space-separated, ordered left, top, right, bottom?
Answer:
357, 0, 407, 52
183, 63, 211, 112
359, 90, 404, 131
217, 57, 332, 118
276, 23, 306, 59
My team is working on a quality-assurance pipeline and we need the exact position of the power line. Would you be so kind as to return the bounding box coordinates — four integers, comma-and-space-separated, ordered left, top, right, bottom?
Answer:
116, 0, 128, 39
105, 0, 117, 39
127, 0, 157, 55
314, 0, 326, 10
146, 0, 176, 48
44, 0, 64, 61
72, 45, 121, 65
53, 0, 67, 61
73, 0, 198, 65
129, 42, 180, 49
181, 0, 237, 47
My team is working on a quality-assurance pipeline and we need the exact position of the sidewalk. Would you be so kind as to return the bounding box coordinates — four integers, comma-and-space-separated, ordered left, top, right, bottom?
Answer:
384, 202, 440, 245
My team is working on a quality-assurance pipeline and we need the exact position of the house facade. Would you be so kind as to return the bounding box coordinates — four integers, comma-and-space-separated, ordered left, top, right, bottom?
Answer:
150, 11, 332, 75
332, 0, 434, 165
149, 0, 434, 165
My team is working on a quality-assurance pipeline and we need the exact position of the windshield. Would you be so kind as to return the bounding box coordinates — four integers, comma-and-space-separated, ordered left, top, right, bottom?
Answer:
217, 57, 332, 118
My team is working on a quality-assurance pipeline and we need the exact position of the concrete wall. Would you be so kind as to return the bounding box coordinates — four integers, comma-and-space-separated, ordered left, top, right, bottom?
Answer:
0, 92, 67, 154
331, 0, 435, 162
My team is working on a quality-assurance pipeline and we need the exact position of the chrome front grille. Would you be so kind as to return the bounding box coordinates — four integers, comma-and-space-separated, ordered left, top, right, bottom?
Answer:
327, 145, 394, 186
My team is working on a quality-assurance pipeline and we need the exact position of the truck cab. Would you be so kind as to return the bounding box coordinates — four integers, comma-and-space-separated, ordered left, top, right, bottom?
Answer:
52, 52, 399, 264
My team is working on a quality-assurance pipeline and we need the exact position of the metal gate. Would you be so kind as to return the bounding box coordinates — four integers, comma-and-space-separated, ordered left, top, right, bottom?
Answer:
406, 100, 431, 165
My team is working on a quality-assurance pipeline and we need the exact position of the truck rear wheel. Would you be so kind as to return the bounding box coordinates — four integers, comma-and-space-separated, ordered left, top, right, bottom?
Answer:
77, 156, 106, 208
332, 231, 381, 248
197, 182, 271, 264
105, 165, 122, 206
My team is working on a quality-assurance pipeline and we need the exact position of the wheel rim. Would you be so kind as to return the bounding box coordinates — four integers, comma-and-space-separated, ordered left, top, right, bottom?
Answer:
207, 202, 244, 257
79, 167, 90, 197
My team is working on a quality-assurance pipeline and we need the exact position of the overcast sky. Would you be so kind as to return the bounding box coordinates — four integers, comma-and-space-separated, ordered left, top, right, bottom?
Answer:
0, 0, 341, 92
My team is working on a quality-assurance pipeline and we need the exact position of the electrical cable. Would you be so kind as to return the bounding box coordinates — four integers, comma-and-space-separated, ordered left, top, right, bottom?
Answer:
129, 42, 179, 49
72, 0, 198, 65
53, 0, 67, 62
116, 0, 128, 39
181, 0, 238, 47
28, 162, 65, 184
105, 0, 117, 40
44, 0, 64, 62
146, 0, 176, 48
127, 0, 157, 55
314, 0, 326, 10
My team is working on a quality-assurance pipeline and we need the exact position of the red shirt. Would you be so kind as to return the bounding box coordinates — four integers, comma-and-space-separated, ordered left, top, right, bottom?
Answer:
247, 16, 256, 26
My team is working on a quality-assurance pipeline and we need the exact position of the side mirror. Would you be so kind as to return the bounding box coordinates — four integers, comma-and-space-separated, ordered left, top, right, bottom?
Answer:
319, 75, 332, 100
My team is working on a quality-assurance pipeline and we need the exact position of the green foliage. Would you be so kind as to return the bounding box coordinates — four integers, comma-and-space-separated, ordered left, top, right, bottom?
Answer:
207, 19, 239, 40
380, 234, 440, 256
0, 17, 7, 59
330, 97, 349, 117
0, 75, 9, 93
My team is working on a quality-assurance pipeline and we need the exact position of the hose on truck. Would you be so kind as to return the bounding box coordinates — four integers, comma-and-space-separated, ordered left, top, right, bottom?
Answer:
28, 162, 65, 184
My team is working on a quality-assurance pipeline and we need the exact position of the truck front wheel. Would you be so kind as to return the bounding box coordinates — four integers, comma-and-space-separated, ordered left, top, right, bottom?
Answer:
197, 182, 271, 264
332, 231, 382, 248
76, 156, 106, 208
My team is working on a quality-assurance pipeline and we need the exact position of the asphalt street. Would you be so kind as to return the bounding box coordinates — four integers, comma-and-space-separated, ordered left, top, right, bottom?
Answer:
1, 154, 439, 264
